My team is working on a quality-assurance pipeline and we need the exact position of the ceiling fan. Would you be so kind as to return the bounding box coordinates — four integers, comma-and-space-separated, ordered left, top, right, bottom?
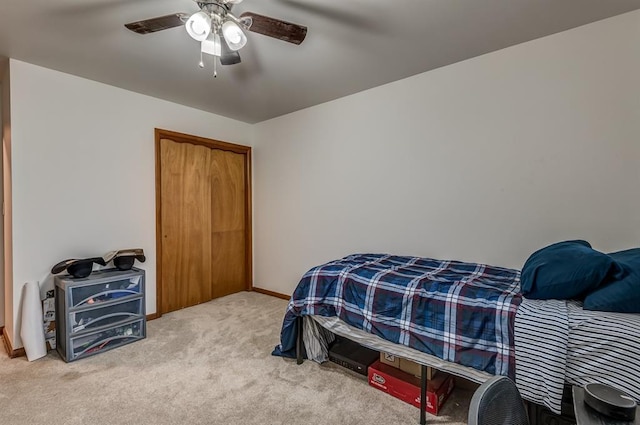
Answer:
125, 0, 307, 76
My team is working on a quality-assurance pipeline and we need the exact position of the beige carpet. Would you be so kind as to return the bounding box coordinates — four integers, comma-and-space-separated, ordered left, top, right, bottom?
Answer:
0, 292, 471, 424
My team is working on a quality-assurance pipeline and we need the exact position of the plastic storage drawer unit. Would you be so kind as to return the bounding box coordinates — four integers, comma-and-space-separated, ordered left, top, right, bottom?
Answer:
55, 268, 146, 362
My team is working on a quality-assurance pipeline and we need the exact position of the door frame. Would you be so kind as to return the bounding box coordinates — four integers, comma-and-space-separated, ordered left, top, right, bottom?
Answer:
154, 128, 253, 318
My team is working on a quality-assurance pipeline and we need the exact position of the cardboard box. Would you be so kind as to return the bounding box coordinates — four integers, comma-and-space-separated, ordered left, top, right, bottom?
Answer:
379, 352, 435, 379
368, 360, 455, 416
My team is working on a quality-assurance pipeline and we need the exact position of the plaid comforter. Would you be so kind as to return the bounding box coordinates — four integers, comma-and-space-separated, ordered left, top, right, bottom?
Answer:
273, 254, 523, 377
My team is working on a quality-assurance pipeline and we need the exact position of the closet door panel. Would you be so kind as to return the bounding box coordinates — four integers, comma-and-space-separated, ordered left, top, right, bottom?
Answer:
160, 139, 213, 312
210, 149, 245, 232
210, 149, 247, 297
211, 230, 246, 299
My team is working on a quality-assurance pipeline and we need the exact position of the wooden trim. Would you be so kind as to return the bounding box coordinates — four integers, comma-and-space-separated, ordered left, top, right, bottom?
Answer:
155, 128, 253, 316
146, 313, 159, 321
0, 326, 3, 336
2, 331, 10, 355
252, 287, 291, 300
155, 132, 163, 319
245, 147, 253, 292
2, 332, 26, 359
155, 129, 251, 155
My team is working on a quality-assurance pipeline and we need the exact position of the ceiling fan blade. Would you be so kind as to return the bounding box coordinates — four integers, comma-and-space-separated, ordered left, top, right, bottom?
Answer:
125, 13, 189, 35
240, 12, 307, 45
220, 41, 242, 65
275, 0, 381, 32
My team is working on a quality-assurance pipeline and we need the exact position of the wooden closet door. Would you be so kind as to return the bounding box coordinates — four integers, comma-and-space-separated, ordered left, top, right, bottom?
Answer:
160, 139, 213, 313
157, 130, 251, 316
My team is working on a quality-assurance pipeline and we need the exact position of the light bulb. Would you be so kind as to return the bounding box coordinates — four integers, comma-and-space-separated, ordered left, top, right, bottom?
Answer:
227, 29, 241, 44
185, 12, 212, 41
222, 20, 247, 51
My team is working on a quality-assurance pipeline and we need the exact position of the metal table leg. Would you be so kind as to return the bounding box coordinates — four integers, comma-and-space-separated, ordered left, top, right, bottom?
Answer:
296, 316, 304, 365
420, 364, 427, 425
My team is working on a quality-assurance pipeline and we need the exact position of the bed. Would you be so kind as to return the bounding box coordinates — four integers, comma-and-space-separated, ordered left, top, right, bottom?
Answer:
272, 253, 640, 418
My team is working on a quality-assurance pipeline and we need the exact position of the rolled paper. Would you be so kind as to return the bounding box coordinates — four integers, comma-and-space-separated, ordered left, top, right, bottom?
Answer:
20, 281, 47, 361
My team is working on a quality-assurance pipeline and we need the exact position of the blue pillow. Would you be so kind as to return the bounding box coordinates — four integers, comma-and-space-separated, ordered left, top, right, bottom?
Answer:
521, 240, 615, 300
584, 248, 640, 313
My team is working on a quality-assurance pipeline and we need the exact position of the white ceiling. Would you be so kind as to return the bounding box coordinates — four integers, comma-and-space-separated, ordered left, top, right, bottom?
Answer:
1, 0, 640, 123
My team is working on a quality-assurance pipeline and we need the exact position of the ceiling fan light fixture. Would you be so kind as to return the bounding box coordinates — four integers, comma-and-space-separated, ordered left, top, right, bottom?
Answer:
222, 20, 247, 51
186, 11, 212, 41
201, 32, 222, 57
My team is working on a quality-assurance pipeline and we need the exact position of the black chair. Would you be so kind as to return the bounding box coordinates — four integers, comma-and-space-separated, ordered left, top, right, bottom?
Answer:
468, 376, 530, 425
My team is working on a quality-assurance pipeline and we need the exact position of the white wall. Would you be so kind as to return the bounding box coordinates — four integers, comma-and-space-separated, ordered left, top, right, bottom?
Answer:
2, 61, 11, 336
0, 64, 6, 331
8, 60, 252, 347
0, 86, 2, 330
252, 11, 640, 295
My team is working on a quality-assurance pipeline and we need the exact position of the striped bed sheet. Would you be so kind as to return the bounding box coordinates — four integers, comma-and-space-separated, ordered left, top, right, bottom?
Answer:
515, 299, 640, 414
565, 302, 640, 402
514, 299, 569, 413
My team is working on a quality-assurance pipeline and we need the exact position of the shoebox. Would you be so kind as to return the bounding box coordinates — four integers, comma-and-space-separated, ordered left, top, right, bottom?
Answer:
379, 352, 435, 379
368, 360, 455, 415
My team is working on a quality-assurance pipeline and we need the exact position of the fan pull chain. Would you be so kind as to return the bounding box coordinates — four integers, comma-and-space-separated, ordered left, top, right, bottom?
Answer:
199, 50, 204, 68
213, 58, 218, 78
